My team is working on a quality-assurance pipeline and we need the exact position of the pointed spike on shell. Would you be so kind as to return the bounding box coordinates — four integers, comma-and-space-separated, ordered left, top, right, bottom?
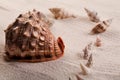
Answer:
37, 11, 46, 19
32, 31, 39, 39
24, 21, 32, 27
18, 14, 23, 18
40, 36, 45, 41
23, 30, 31, 37
80, 62, 90, 75
86, 54, 93, 68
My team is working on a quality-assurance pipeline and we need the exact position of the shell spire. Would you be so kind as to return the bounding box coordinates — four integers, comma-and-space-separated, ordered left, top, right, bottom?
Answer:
49, 8, 76, 19
83, 46, 89, 60
4, 10, 65, 62
90, 18, 113, 34
86, 54, 93, 68
87, 42, 93, 50
80, 63, 90, 75
84, 8, 100, 23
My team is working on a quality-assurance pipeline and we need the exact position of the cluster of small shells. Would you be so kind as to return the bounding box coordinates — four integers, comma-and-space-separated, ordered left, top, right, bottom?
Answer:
84, 8, 112, 34
49, 7, 112, 35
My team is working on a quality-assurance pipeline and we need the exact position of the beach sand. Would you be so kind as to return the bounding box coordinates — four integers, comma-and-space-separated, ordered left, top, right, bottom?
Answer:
0, 0, 120, 80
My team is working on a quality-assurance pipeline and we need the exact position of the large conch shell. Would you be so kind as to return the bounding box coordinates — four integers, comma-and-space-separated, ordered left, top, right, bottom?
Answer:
84, 8, 100, 23
4, 10, 65, 62
49, 8, 76, 19
90, 19, 112, 34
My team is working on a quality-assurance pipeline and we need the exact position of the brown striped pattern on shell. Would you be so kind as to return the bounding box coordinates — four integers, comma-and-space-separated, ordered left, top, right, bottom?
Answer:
4, 10, 65, 62
91, 19, 112, 34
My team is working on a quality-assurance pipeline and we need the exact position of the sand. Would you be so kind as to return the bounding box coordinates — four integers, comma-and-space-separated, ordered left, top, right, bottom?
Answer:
0, 0, 120, 80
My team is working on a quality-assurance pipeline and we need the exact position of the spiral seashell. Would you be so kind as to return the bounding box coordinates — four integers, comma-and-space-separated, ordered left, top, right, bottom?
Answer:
84, 8, 100, 23
4, 10, 65, 62
49, 8, 76, 19
90, 18, 112, 34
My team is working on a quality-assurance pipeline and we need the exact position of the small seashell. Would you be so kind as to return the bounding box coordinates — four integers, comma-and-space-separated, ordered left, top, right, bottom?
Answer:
80, 63, 90, 75
94, 36, 102, 47
83, 46, 89, 60
84, 8, 100, 23
86, 54, 93, 68
90, 19, 112, 34
49, 8, 76, 19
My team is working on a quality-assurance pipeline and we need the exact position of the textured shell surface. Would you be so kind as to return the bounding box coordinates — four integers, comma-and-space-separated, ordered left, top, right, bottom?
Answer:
4, 10, 65, 62
91, 19, 112, 34
84, 8, 100, 23
49, 8, 76, 19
